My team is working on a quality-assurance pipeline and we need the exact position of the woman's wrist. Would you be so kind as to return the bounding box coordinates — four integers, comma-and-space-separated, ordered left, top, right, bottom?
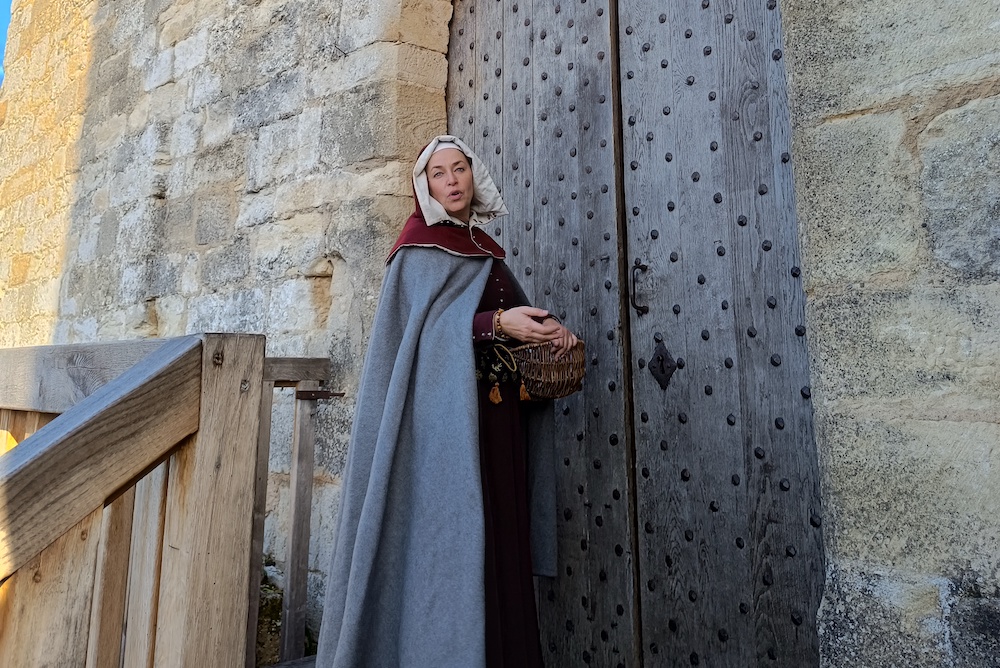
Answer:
494, 309, 509, 340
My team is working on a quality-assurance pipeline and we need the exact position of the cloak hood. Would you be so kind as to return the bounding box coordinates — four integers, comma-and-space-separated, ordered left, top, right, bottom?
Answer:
412, 135, 509, 227
387, 136, 508, 264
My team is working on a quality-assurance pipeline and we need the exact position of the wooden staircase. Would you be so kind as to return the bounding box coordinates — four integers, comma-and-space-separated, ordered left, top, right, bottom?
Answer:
0, 335, 331, 667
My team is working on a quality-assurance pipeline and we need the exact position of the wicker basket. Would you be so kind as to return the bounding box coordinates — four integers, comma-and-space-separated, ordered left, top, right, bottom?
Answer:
510, 340, 586, 400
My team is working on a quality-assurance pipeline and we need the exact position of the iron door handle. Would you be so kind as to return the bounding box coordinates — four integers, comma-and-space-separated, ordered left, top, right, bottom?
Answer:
631, 261, 649, 315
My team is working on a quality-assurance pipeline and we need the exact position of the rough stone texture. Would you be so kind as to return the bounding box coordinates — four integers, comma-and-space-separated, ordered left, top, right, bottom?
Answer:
0, 0, 453, 634
920, 96, 1000, 281
785, 0, 1000, 665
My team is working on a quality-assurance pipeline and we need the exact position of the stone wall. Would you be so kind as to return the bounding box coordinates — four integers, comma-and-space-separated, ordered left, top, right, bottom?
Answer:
0, 0, 453, 630
0, 0, 94, 346
783, 0, 1000, 664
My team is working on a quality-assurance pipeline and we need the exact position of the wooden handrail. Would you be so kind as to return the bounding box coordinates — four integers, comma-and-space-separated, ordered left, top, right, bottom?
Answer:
0, 335, 326, 667
0, 338, 166, 413
0, 336, 202, 580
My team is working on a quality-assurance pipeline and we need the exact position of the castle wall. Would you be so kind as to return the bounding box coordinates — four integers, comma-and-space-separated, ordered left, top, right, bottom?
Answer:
783, 0, 1000, 663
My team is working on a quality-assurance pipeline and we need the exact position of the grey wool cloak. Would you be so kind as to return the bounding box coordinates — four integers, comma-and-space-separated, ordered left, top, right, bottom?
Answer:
315, 246, 557, 668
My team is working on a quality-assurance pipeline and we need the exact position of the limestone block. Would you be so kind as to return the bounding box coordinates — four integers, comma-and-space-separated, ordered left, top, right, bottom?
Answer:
399, 0, 453, 54
301, 2, 343, 66
236, 190, 276, 230
817, 410, 1000, 575
233, 70, 305, 133
162, 196, 194, 248
130, 25, 157, 71
919, 96, 1000, 280
272, 173, 339, 220
202, 237, 251, 288
247, 109, 321, 193
240, 13, 301, 82
148, 80, 187, 117
173, 28, 207, 76
336, 0, 400, 53
267, 278, 322, 332
116, 202, 166, 256
170, 110, 203, 156
818, 566, 949, 668
319, 80, 446, 167
185, 136, 249, 192
144, 48, 173, 91
783, 0, 1000, 119
808, 284, 1000, 407
127, 94, 152, 133
202, 98, 234, 148
187, 287, 266, 333
311, 42, 447, 97
189, 66, 223, 109
158, 1, 196, 48
251, 213, 327, 281
193, 187, 236, 245
153, 293, 189, 337
795, 112, 923, 290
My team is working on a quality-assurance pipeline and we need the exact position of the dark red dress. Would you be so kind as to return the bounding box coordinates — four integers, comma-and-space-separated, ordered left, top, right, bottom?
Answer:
472, 260, 544, 668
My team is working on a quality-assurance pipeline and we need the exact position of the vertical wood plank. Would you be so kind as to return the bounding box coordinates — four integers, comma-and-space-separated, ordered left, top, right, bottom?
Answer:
153, 334, 265, 668
279, 381, 319, 661
0, 508, 104, 666
122, 463, 170, 668
620, 0, 824, 664
449, 1, 637, 665
86, 488, 136, 668
247, 380, 276, 668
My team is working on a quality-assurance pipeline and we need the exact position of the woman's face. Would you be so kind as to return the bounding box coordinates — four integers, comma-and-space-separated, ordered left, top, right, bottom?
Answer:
426, 148, 474, 222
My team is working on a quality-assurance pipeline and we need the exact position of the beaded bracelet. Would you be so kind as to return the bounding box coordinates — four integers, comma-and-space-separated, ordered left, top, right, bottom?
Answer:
494, 308, 508, 340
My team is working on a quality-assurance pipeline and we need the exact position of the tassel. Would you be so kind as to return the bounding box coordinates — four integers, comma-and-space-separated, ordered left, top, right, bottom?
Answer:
519, 381, 531, 401
489, 382, 502, 404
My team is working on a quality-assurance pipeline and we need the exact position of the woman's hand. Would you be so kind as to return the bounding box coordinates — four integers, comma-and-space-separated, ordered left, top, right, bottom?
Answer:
498, 307, 579, 358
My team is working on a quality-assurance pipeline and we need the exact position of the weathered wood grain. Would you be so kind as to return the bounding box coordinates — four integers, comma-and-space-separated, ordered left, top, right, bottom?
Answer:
279, 381, 319, 662
0, 339, 165, 413
85, 487, 136, 668
0, 507, 105, 665
247, 380, 276, 668
122, 462, 169, 668
263, 358, 332, 387
0, 336, 202, 580
153, 334, 265, 668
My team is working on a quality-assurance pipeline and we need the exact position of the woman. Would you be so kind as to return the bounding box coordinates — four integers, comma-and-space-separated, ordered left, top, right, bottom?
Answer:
316, 135, 577, 667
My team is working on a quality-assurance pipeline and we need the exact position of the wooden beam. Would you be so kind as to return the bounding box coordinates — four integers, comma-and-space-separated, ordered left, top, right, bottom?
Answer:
246, 380, 276, 668
0, 339, 165, 413
279, 381, 319, 661
86, 488, 136, 668
153, 334, 265, 668
0, 336, 202, 580
263, 358, 332, 387
121, 462, 170, 668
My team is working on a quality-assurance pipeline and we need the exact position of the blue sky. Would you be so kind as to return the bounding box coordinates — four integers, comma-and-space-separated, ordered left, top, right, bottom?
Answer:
1, 0, 10, 84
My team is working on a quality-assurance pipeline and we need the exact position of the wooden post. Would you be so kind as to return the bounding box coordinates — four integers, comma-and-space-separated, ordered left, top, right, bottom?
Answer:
85, 487, 136, 668
246, 379, 276, 668
153, 334, 266, 668
279, 381, 319, 661
122, 463, 170, 668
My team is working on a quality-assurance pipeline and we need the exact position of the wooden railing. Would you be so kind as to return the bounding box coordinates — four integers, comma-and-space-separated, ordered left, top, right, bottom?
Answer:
0, 335, 332, 667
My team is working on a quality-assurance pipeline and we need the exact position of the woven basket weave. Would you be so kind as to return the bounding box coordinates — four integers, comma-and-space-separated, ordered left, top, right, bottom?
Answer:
510, 340, 586, 400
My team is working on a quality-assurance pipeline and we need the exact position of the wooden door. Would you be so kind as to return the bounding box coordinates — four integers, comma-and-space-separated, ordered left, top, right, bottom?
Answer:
447, 1, 824, 666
